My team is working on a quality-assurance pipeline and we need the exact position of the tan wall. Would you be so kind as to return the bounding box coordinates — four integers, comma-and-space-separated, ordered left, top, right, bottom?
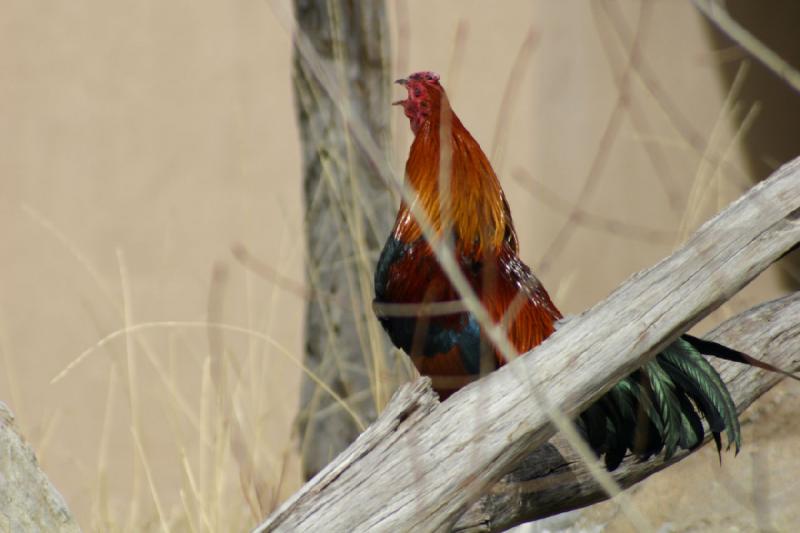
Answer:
1, 1, 795, 530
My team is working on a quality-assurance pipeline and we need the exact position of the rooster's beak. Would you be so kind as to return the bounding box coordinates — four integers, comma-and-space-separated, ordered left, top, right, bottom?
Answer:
393, 78, 408, 106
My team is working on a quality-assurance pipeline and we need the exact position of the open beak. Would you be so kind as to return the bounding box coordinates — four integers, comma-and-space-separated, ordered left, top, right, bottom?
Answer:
393, 78, 408, 105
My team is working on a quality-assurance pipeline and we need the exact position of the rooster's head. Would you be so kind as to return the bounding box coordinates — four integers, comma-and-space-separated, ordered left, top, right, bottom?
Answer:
394, 71, 444, 134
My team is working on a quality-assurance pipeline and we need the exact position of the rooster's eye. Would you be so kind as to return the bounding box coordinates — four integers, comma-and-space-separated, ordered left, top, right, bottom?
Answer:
414, 88, 422, 97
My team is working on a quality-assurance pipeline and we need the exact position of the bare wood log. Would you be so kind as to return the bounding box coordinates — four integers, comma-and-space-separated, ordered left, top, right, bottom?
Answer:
293, 0, 396, 479
0, 402, 81, 532
256, 156, 800, 533
454, 291, 800, 531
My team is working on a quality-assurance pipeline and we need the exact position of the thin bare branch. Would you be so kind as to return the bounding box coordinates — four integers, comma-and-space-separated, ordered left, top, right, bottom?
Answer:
694, 0, 800, 94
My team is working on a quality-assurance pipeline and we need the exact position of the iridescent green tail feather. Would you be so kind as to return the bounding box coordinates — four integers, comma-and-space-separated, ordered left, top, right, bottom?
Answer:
579, 335, 744, 471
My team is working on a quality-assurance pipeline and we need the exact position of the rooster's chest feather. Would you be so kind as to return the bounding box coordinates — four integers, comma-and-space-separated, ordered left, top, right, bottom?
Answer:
373, 236, 483, 371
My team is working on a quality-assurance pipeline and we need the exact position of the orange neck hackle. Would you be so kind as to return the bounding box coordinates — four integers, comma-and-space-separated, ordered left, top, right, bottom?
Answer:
394, 72, 514, 258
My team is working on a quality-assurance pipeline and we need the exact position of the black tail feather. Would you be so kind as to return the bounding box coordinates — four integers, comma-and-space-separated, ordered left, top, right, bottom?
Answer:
674, 388, 705, 449
658, 355, 728, 452
683, 334, 800, 382
579, 332, 799, 471
579, 335, 757, 470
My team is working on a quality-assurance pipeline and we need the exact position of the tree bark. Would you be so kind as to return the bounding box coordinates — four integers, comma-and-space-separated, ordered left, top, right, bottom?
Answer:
292, 0, 397, 480
255, 155, 800, 532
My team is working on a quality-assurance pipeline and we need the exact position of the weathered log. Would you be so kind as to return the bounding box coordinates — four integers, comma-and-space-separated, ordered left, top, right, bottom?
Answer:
0, 402, 81, 532
257, 156, 800, 533
455, 291, 800, 531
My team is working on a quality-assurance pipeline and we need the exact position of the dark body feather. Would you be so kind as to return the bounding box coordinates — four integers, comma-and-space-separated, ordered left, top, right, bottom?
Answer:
375, 233, 560, 398
372, 71, 794, 470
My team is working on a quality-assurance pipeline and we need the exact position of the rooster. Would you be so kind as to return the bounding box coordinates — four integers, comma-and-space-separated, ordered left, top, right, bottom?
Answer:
374, 71, 797, 470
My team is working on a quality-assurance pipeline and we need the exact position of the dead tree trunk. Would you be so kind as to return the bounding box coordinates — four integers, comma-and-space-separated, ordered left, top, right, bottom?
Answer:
292, 1, 397, 479
256, 156, 800, 532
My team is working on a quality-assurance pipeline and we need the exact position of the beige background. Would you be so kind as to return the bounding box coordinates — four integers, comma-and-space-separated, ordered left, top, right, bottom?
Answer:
1, 1, 797, 530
